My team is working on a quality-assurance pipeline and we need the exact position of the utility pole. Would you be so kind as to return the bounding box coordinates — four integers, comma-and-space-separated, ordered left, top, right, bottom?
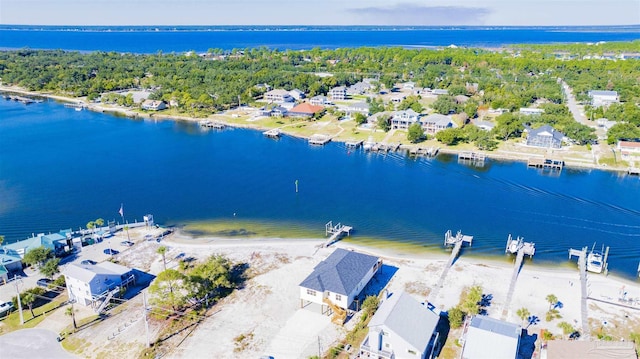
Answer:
13, 276, 24, 325
142, 292, 150, 348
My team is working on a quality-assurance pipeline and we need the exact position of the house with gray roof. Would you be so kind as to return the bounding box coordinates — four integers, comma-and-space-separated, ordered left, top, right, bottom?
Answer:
347, 81, 373, 95
64, 262, 135, 307
461, 316, 521, 359
525, 125, 564, 149
360, 291, 440, 359
299, 248, 381, 311
419, 114, 454, 134
0, 248, 22, 282
391, 109, 420, 130
329, 86, 347, 101
588, 90, 619, 107
310, 95, 332, 106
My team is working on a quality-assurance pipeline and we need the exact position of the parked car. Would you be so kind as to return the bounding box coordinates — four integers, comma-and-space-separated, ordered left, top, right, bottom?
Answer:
103, 248, 119, 255
120, 241, 134, 247
81, 259, 97, 265
37, 278, 53, 288
0, 301, 14, 317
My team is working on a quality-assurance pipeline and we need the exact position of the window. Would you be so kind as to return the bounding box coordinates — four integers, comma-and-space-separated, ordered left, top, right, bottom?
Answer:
335, 294, 342, 301
306, 289, 316, 296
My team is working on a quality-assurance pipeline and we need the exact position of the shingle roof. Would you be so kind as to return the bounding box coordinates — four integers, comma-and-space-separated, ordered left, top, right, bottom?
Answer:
369, 292, 439, 351
289, 103, 323, 115
529, 125, 564, 141
421, 114, 451, 125
299, 248, 379, 295
64, 262, 132, 284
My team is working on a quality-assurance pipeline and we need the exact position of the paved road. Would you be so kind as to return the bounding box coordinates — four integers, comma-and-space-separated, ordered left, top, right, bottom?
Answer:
0, 328, 77, 358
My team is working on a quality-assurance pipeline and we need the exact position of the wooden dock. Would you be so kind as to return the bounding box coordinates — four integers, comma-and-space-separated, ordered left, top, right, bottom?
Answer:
528, 157, 564, 170
345, 139, 363, 148
502, 247, 525, 319
459, 151, 486, 162
505, 234, 535, 257
263, 128, 281, 138
430, 230, 474, 302
309, 134, 331, 146
322, 221, 353, 247
200, 120, 226, 129
410, 146, 439, 157
628, 167, 640, 176
569, 247, 590, 339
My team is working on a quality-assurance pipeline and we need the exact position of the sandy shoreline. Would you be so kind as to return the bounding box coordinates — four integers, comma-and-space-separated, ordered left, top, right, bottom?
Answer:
0, 85, 631, 173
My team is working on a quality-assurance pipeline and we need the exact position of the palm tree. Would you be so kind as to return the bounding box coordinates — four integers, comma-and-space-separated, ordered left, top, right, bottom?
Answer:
86, 221, 95, 235
94, 218, 104, 230
157, 246, 167, 271
65, 304, 77, 330
516, 307, 530, 325
22, 292, 36, 318
546, 294, 558, 310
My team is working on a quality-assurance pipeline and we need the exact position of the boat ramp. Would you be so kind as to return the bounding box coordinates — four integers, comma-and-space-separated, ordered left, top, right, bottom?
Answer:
321, 221, 353, 247
430, 230, 473, 301
501, 235, 536, 319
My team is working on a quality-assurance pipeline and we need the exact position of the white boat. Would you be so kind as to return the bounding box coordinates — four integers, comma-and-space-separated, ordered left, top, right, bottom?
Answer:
586, 243, 604, 273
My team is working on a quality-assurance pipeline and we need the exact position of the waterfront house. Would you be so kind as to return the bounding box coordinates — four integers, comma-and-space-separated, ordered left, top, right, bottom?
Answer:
419, 114, 454, 134
588, 90, 619, 107
0, 248, 22, 281
289, 89, 305, 100
360, 291, 440, 359
141, 100, 167, 111
270, 106, 288, 117
329, 86, 347, 101
64, 262, 135, 307
519, 107, 545, 116
618, 140, 640, 159
347, 81, 373, 95
391, 109, 420, 130
299, 248, 381, 311
3, 232, 71, 258
310, 95, 332, 106
461, 316, 521, 359
526, 125, 564, 149
288, 103, 324, 118
343, 101, 370, 118
264, 89, 294, 103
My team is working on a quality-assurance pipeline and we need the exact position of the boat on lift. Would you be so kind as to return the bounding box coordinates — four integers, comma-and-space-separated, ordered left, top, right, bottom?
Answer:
586, 243, 606, 274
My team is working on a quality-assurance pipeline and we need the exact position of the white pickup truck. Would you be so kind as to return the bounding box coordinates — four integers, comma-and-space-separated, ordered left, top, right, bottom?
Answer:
0, 301, 14, 317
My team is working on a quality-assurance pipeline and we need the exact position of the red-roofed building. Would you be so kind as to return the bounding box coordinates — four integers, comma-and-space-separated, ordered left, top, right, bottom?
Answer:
288, 103, 325, 118
618, 140, 640, 159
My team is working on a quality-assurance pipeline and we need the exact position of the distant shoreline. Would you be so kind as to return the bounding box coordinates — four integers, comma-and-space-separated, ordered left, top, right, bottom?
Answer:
0, 85, 631, 174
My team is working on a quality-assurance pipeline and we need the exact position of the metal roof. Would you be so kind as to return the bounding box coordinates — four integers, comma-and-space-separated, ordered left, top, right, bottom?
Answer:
368, 291, 439, 352
462, 316, 521, 359
299, 248, 379, 296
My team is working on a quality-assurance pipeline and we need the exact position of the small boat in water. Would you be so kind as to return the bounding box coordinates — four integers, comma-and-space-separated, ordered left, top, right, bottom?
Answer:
586, 243, 605, 273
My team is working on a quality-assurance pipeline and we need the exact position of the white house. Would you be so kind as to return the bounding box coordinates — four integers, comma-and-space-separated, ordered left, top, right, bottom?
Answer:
299, 248, 381, 311
310, 95, 332, 106
391, 109, 420, 130
588, 90, 619, 107
329, 86, 347, 101
519, 107, 545, 116
141, 100, 167, 111
342, 101, 370, 118
461, 316, 521, 359
419, 114, 454, 134
618, 140, 640, 159
264, 89, 294, 103
289, 89, 305, 100
64, 262, 135, 307
360, 291, 440, 359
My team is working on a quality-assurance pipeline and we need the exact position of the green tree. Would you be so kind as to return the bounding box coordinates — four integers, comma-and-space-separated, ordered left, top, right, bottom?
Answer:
22, 292, 37, 318
361, 295, 379, 316
431, 95, 459, 115
66, 304, 77, 330
149, 269, 188, 311
407, 123, 425, 143
546, 294, 558, 310
157, 246, 167, 271
86, 221, 95, 232
40, 258, 60, 279
377, 115, 390, 132
448, 306, 465, 328
435, 128, 464, 146
492, 113, 524, 141
557, 321, 575, 336
189, 255, 235, 299
23, 246, 53, 267
94, 218, 104, 229
353, 112, 367, 125
461, 285, 483, 316
516, 307, 531, 325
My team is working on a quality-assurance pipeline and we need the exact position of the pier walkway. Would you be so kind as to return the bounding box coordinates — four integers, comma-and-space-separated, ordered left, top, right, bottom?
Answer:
430, 231, 473, 302
502, 248, 525, 319
569, 247, 590, 339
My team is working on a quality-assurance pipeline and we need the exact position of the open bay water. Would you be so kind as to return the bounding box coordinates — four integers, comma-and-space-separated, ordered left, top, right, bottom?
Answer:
0, 25, 639, 53
1, 99, 640, 277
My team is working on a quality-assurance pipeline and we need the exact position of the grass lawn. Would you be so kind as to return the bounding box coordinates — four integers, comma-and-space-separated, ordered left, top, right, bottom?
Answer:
0, 300, 66, 334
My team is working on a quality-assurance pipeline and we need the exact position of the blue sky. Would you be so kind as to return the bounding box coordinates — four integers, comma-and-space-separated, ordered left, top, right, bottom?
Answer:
1, 0, 639, 26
